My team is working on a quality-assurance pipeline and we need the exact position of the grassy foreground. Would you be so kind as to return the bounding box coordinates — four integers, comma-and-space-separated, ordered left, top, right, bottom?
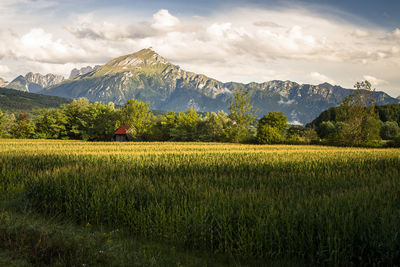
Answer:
1, 140, 400, 266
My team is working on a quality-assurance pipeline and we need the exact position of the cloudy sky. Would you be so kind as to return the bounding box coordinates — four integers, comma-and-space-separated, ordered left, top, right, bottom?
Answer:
0, 0, 399, 96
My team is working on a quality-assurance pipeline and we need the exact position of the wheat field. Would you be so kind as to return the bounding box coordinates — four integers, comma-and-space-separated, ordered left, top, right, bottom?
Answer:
1, 139, 400, 265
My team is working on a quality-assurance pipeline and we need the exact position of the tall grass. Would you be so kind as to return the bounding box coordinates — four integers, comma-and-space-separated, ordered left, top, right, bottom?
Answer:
1, 140, 400, 265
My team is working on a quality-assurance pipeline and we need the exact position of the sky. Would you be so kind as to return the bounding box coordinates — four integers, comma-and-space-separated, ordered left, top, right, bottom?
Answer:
0, 0, 400, 97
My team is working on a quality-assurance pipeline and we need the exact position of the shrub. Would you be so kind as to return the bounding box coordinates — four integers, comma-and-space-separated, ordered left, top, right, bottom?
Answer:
388, 135, 400, 147
303, 128, 319, 144
286, 125, 305, 139
258, 112, 287, 133
380, 121, 400, 140
257, 124, 283, 144
317, 121, 336, 139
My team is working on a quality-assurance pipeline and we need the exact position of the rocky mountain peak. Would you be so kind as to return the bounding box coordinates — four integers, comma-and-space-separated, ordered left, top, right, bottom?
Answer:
24, 72, 64, 89
318, 82, 334, 88
107, 48, 169, 68
70, 65, 101, 79
7, 72, 64, 93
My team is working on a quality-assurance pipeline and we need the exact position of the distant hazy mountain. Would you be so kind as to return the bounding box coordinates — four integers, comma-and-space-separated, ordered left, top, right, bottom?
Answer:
0, 78, 8, 88
69, 65, 101, 79
0, 87, 72, 113
225, 81, 399, 123
7, 72, 64, 93
43, 48, 399, 124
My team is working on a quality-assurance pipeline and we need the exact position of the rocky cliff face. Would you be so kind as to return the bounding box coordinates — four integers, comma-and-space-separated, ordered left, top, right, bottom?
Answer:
7, 72, 64, 93
43, 48, 400, 124
45, 49, 231, 108
0, 78, 8, 88
69, 65, 101, 79
6, 75, 28, 92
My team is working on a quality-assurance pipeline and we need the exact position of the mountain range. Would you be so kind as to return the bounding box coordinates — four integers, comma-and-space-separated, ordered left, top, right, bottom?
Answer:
7, 72, 64, 93
69, 65, 101, 79
3, 48, 400, 124
3, 66, 99, 93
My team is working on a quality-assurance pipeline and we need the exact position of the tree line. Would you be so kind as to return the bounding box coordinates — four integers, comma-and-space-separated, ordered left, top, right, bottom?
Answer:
0, 81, 399, 147
310, 81, 400, 147
0, 91, 260, 143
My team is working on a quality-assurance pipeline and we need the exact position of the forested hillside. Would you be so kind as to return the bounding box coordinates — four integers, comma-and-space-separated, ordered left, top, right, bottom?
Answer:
0, 87, 72, 113
308, 104, 400, 127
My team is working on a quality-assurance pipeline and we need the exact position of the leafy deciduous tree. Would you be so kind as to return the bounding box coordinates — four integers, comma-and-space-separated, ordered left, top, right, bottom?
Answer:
335, 80, 381, 145
120, 99, 154, 140
11, 113, 35, 139
169, 108, 201, 141
62, 98, 91, 140
86, 102, 118, 141
0, 108, 10, 138
257, 112, 287, 144
34, 109, 68, 139
317, 121, 336, 139
257, 125, 283, 144
380, 121, 400, 140
228, 91, 257, 142
258, 112, 287, 133
197, 111, 231, 142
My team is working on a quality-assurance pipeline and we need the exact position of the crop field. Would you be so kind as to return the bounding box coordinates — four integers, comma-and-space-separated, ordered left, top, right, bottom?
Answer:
1, 139, 400, 266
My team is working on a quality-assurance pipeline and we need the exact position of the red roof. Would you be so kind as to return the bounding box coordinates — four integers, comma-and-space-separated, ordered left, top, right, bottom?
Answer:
114, 125, 129, 135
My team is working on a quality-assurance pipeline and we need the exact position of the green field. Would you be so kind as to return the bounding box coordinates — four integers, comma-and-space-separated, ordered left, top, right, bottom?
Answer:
1, 140, 400, 266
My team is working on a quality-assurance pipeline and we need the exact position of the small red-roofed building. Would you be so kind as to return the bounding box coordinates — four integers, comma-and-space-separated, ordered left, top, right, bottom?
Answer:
112, 125, 130, 141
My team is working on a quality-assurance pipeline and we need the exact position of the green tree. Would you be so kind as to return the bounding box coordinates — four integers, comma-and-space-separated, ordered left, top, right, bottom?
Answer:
62, 98, 91, 140
34, 108, 68, 139
119, 99, 154, 140
257, 125, 283, 144
86, 102, 118, 141
158, 111, 177, 140
257, 112, 288, 144
303, 127, 319, 144
144, 115, 165, 141
10, 113, 35, 138
0, 108, 10, 138
389, 136, 400, 147
286, 125, 306, 143
228, 91, 257, 142
380, 121, 400, 140
169, 108, 201, 141
335, 80, 381, 145
360, 115, 381, 144
317, 121, 336, 139
258, 112, 287, 133
286, 125, 305, 138
197, 111, 231, 142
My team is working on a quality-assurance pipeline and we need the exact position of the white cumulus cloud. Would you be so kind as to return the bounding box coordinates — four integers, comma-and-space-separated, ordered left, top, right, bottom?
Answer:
0, 7, 400, 96
152, 9, 180, 30
387, 28, 400, 39
278, 99, 296, 105
352, 29, 370, 38
0, 65, 10, 75
363, 75, 388, 86
309, 72, 336, 85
